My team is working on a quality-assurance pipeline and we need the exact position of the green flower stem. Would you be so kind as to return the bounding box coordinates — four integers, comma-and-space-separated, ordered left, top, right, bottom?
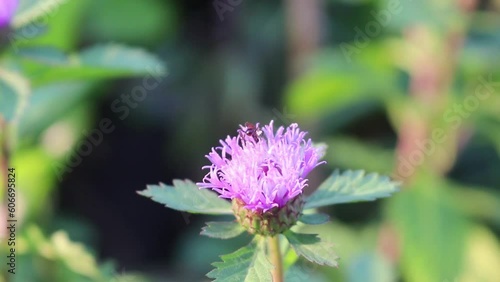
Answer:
268, 235, 283, 282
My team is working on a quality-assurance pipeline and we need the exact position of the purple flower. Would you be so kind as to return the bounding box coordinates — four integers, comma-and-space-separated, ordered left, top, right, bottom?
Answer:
198, 121, 325, 212
0, 0, 18, 28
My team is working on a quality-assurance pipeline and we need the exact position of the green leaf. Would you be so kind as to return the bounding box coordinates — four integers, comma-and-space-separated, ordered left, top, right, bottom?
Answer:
305, 170, 400, 209
0, 68, 30, 122
201, 221, 246, 239
299, 213, 330, 225
284, 231, 339, 267
19, 44, 167, 85
207, 239, 273, 282
78, 44, 166, 74
138, 179, 233, 215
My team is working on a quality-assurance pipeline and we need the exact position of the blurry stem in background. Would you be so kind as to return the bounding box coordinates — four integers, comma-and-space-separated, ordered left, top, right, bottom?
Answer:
390, 24, 466, 262
268, 235, 284, 282
285, 0, 321, 79
387, 0, 478, 267
394, 0, 478, 184
394, 26, 466, 183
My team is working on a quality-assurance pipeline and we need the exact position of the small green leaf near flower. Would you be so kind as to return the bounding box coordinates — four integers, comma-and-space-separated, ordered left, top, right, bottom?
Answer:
284, 231, 339, 267
207, 239, 273, 282
138, 179, 233, 215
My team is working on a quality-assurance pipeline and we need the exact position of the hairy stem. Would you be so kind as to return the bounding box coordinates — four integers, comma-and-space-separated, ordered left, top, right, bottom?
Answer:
268, 235, 283, 282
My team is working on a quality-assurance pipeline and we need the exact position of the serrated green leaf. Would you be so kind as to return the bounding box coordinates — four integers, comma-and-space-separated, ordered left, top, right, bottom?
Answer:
207, 239, 273, 282
201, 221, 246, 239
0, 68, 30, 122
138, 179, 232, 215
284, 231, 339, 267
305, 170, 400, 209
299, 213, 330, 225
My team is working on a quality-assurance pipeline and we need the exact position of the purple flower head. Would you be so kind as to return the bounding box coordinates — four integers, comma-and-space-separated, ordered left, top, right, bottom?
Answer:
0, 0, 18, 28
198, 121, 326, 212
